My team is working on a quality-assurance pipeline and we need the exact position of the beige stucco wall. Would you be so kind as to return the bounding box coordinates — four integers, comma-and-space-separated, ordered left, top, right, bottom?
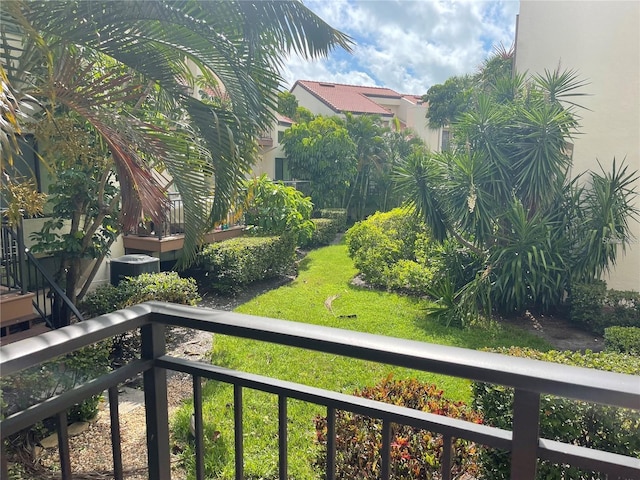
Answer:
515, 0, 640, 291
290, 85, 341, 117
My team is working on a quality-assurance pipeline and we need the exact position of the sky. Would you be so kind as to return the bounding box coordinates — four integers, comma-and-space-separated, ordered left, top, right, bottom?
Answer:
281, 0, 519, 95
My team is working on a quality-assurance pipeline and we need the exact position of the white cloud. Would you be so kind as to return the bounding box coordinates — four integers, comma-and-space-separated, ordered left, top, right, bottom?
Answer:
284, 0, 519, 94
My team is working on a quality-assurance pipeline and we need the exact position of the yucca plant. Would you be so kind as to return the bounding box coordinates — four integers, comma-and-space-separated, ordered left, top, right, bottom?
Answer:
398, 65, 638, 318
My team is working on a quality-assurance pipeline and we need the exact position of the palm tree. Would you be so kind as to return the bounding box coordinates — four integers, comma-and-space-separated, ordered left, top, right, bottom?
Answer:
1, 0, 351, 310
1, 0, 351, 260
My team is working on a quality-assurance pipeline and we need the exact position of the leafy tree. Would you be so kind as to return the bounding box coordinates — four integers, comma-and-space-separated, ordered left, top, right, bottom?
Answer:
398, 68, 638, 318
277, 91, 299, 119
29, 115, 120, 321
282, 116, 357, 208
423, 45, 514, 129
377, 124, 425, 212
242, 175, 314, 245
1, 0, 352, 268
294, 106, 315, 123
343, 113, 387, 219
422, 75, 474, 128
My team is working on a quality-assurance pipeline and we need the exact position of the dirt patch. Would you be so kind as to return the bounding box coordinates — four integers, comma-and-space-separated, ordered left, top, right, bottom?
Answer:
498, 310, 605, 352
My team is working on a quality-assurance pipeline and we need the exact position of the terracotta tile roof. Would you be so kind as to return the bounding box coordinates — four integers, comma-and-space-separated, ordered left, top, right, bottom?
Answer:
276, 113, 294, 125
293, 80, 416, 116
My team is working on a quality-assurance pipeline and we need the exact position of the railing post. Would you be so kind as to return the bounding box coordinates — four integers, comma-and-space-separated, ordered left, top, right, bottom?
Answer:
510, 389, 540, 480
16, 216, 27, 294
141, 322, 171, 480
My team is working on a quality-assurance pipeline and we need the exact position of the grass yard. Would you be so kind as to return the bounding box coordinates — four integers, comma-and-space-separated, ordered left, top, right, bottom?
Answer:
173, 243, 551, 479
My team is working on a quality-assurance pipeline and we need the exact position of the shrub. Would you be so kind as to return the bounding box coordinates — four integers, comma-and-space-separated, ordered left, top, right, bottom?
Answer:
302, 218, 338, 248
81, 272, 200, 317
569, 281, 607, 331
123, 272, 200, 306
472, 347, 640, 479
243, 175, 315, 245
570, 282, 640, 333
199, 235, 295, 293
318, 208, 348, 232
314, 376, 482, 479
604, 326, 640, 355
80, 272, 200, 367
345, 208, 439, 295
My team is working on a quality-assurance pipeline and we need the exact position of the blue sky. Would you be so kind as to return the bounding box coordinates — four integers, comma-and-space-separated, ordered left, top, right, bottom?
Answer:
282, 0, 519, 95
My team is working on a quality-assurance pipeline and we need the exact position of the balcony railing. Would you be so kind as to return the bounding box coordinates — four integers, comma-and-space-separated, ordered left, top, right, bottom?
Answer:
1, 302, 638, 480
125, 193, 244, 240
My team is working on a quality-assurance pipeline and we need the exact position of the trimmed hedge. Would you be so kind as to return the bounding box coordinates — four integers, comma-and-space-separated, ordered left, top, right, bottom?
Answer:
472, 347, 640, 479
315, 376, 482, 479
81, 271, 200, 317
302, 218, 338, 248
199, 235, 295, 292
604, 326, 640, 355
318, 208, 347, 232
570, 281, 640, 334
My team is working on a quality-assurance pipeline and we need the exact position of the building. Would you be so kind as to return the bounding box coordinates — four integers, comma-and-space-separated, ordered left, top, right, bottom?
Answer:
252, 113, 294, 182
290, 80, 441, 149
514, 0, 640, 291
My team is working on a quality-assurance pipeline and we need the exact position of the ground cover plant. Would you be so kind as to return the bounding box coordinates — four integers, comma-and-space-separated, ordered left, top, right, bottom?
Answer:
172, 243, 550, 479
473, 347, 640, 479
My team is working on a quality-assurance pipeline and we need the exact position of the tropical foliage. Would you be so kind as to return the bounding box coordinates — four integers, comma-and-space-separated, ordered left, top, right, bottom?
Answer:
0, 0, 351, 270
283, 113, 421, 219
398, 68, 638, 317
242, 174, 314, 245
282, 115, 357, 208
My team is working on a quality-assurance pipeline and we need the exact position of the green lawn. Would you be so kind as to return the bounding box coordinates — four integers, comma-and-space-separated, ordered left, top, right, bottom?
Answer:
173, 243, 551, 479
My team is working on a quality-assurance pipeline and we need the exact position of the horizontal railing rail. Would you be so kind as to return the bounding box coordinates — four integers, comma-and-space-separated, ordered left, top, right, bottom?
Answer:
1, 302, 639, 480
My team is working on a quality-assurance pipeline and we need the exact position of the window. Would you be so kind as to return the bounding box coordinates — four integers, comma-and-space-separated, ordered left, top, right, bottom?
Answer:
3, 135, 47, 192
441, 129, 450, 152
275, 158, 291, 181
277, 130, 285, 144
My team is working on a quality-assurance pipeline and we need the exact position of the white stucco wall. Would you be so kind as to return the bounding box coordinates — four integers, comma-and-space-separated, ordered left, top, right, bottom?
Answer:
515, 0, 640, 291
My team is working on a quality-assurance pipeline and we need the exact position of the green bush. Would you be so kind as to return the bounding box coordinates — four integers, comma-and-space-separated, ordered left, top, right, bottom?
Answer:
199, 235, 295, 293
243, 175, 315, 245
318, 208, 347, 232
472, 347, 640, 479
345, 208, 439, 295
123, 272, 200, 306
80, 272, 200, 367
81, 272, 200, 317
314, 376, 482, 479
302, 218, 338, 248
604, 326, 640, 355
570, 282, 640, 333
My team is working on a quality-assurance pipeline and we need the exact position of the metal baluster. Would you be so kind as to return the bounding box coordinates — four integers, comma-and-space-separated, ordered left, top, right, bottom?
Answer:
193, 375, 205, 480
326, 407, 336, 480
278, 395, 288, 480
234, 385, 244, 479
108, 386, 124, 480
511, 389, 540, 480
441, 434, 452, 480
57, 411, 72, 480
381, 420, 391, 480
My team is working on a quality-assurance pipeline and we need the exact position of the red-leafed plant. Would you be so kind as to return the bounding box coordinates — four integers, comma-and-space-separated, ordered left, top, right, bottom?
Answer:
315, 376, 482, 479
